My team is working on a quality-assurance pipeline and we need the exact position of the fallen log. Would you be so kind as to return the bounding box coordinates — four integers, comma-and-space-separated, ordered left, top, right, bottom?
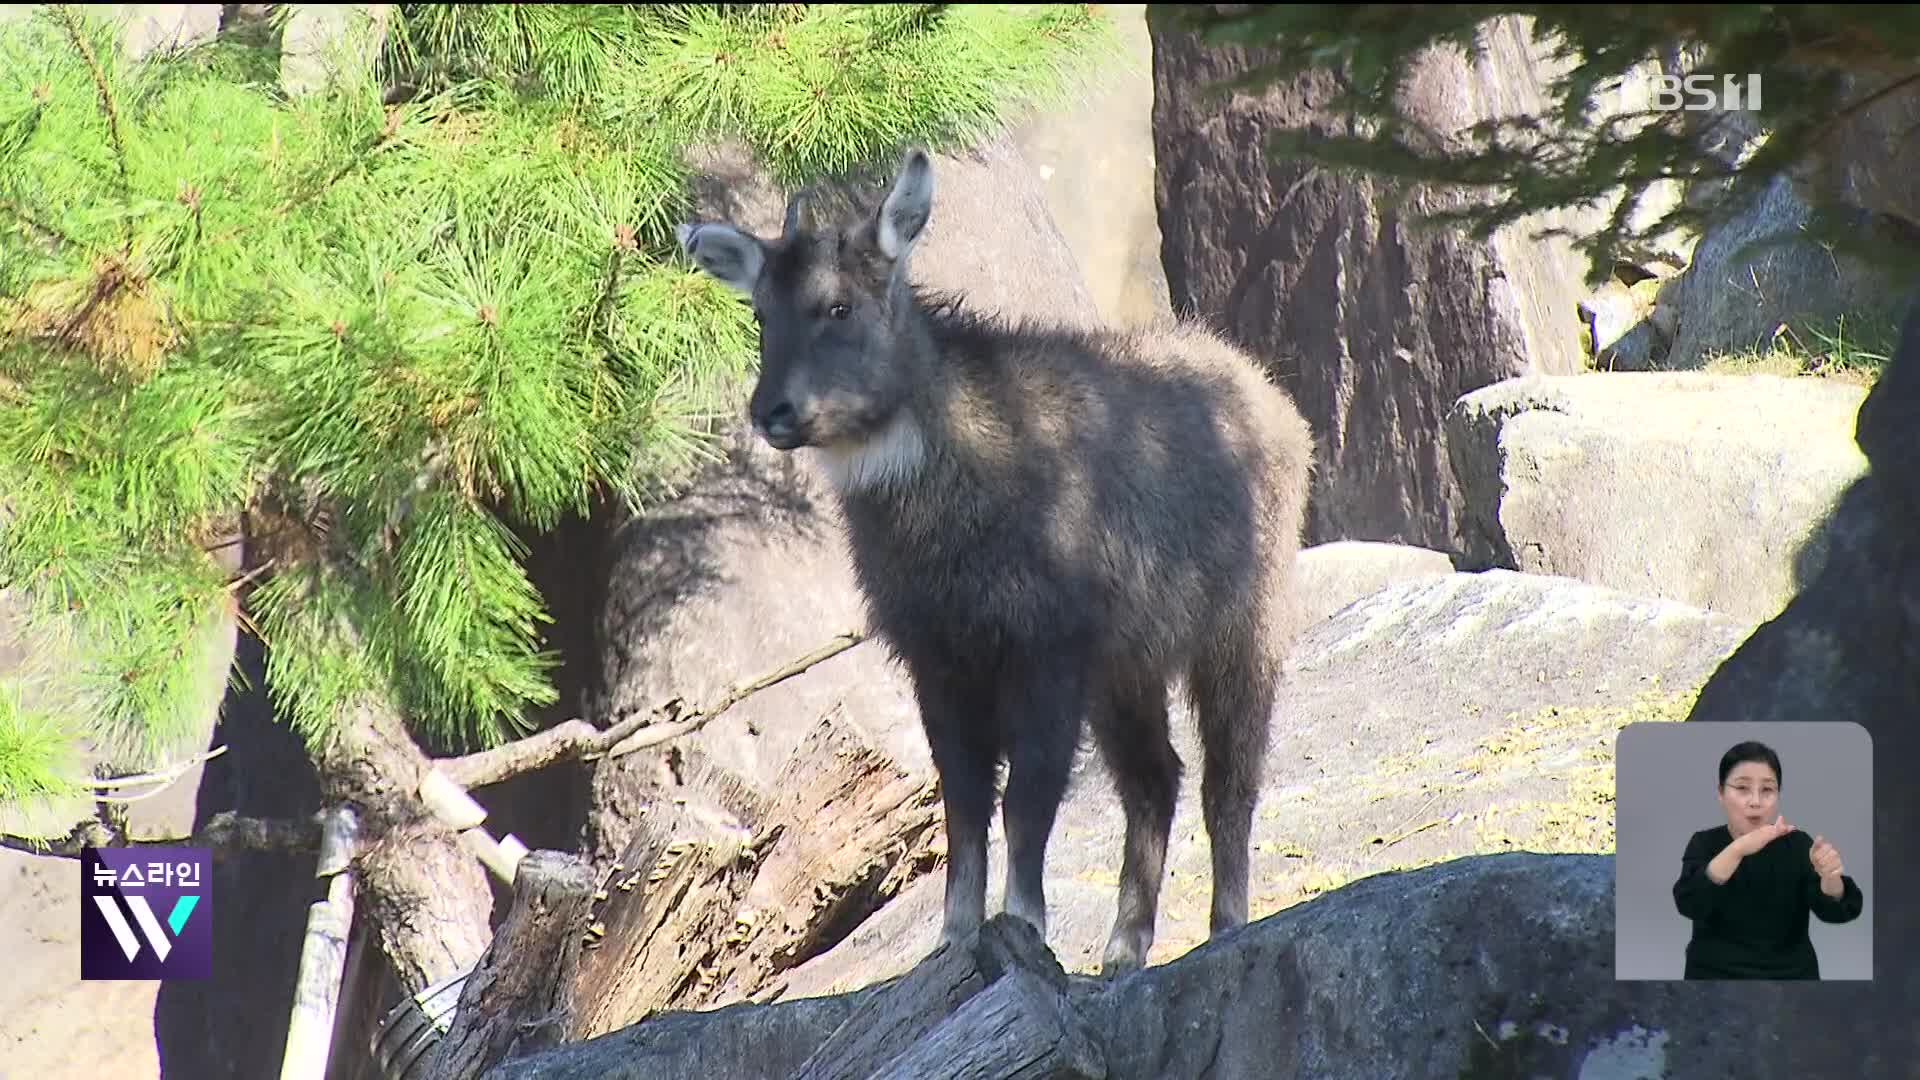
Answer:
478, 854, 1849, 1080
568, 706, 944, 1039
474, 917, 1105, 1080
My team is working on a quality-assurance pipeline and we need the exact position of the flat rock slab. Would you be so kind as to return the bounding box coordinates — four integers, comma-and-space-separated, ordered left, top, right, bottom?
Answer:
1294, 540, 1455, 624
774, 569, 1756, 1000
1072, 852, 1795, 1080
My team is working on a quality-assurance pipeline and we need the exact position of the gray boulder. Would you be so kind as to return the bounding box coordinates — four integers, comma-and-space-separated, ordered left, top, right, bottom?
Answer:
1294, 540, 1455, 624
1661, 173, 1907, 371
1788, 71, 1920, 246
111, 4, 221, 59
1578, 276, 1669, 372
1681, 298, 1919, 1075
1447, 370, 1871, 622
482, 854, 1812, 1079
279, 3, 393, 98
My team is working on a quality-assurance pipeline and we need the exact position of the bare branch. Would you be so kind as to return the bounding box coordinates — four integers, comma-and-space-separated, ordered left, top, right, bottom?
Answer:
1, 810, 323, 859
436, 717, 624, 790
434, 630, 868, 790
87, 744, 231, 798
601, 629, 870, 760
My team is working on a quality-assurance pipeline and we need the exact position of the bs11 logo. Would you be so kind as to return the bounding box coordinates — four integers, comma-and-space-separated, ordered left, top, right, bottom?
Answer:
1652, 73, 1763, 113
82, 847, 212, 980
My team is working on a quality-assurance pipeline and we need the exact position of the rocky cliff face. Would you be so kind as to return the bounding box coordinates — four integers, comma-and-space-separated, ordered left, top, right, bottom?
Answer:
1146, 10, 1605, 552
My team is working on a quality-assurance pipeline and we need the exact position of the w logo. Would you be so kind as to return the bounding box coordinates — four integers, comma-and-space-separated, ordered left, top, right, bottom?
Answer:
91, 893, 201, 962
81, 847, 212, 981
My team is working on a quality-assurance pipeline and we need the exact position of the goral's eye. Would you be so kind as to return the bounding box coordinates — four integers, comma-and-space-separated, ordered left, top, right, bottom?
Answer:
828, 303, 850, 320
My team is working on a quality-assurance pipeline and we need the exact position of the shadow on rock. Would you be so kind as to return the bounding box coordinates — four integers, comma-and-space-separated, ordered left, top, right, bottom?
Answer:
1686, 288, 1919, 1076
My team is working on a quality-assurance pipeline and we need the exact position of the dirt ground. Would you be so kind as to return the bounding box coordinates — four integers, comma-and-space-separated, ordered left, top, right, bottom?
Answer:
0, 738, 211, 1080
0, 848, 162, 1079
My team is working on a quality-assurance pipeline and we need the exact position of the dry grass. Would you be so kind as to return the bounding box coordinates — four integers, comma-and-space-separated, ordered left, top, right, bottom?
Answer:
1445, 684, 1701, 856
1262, 683, 1704, 915
1698, 314, 1896, 388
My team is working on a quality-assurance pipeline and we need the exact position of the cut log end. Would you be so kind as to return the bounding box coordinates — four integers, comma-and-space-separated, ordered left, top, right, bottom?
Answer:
865, 967, 1108, 1080
788, 914, 1091, 1080
422, 850, 599, 1080
515, 849, 599, 902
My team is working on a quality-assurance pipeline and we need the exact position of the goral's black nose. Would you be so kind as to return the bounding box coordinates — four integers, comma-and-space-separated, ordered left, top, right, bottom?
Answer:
758, 401, 799, 445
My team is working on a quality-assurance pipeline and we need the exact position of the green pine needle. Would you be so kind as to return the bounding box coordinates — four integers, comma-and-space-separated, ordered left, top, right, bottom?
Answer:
0, 2, 1122, 805
0, 682, 87, 810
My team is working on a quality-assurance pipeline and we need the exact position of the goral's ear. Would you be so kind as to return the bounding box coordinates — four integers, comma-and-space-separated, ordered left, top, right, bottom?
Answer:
676, 222, 766, 295
875, 149, 933, 261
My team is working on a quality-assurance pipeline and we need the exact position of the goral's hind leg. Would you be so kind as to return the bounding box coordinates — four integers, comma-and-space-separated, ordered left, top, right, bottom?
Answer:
1095, 678, 1181, 976
1190, 626, 1279, 937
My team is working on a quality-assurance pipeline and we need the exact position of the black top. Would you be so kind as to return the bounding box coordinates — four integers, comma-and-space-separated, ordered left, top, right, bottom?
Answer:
1671, 825, 1865, 979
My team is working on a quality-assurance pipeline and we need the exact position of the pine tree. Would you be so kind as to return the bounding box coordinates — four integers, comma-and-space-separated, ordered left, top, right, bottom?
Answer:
0, 0, 1121, 995
1156, 4, 1920, 287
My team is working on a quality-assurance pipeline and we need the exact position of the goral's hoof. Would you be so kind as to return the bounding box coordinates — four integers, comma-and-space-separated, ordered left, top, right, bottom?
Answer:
1099, 935, 1149, 979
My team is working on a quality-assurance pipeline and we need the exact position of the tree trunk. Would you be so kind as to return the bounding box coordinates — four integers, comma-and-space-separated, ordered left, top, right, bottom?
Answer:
308, 694, 495, 993
862, 969, 1108, 1080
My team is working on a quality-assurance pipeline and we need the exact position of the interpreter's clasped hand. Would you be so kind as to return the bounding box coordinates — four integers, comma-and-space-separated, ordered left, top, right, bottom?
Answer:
1810, 834, 1845, 888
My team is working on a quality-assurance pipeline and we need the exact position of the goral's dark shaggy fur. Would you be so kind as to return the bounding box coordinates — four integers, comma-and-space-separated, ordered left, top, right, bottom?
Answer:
678, 149, 1314, 975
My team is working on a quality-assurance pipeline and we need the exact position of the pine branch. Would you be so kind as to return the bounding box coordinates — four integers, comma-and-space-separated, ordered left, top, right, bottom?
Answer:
586, 228, 634, 347
600, 629, 869, 759
0, 197, 77, 249
854, 4, 952, 55
1171, 4, 1920, 283
0, 1, 1117, 816
273, 107, 408, 219
49, 4, 133, 252
436, 630, 868, 789
200, 102, 416, 252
